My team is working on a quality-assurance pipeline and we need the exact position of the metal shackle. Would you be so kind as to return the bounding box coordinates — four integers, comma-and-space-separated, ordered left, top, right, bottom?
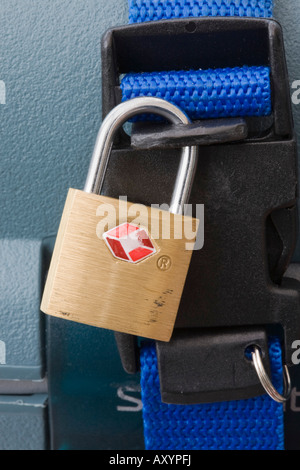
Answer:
84, 97, 198, 215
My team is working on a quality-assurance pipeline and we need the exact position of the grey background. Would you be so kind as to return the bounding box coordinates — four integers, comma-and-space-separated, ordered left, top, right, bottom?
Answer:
0, 0, 129, 240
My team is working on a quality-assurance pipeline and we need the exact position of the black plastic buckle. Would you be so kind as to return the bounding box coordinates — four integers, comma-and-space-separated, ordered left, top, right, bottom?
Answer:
101, 17, 300, 404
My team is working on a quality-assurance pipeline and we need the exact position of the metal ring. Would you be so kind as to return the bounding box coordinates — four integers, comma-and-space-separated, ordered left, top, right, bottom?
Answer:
251, 346, 292, 404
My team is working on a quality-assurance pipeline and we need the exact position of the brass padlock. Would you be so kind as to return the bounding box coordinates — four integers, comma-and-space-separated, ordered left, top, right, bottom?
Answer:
41, 97, 199, 341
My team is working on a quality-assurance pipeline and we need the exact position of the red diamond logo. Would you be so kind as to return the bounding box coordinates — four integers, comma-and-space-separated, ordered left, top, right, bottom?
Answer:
103, 223, 156, 263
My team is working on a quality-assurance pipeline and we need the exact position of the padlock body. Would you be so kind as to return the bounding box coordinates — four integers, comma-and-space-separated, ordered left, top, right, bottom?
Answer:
41, 189, 198, 341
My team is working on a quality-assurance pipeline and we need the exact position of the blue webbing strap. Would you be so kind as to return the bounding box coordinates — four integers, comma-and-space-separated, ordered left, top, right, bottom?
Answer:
121, 66, 272, 120
123, 0, 285, 451
140, 339, 284, 450
129, 0, 273, 23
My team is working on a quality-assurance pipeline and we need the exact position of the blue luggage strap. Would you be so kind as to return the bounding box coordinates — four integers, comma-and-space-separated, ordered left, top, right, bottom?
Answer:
122, 0, 286, 450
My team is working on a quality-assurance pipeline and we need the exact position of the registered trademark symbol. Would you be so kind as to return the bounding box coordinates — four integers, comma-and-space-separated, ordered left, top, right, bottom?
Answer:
157, 255, 171, 271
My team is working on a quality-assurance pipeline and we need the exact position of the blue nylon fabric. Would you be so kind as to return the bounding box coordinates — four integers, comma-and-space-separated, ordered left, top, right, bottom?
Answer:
120, 66, 272, 120
129, 0, 273, 23
127, 0, 283, 451
140, 339, 284, 450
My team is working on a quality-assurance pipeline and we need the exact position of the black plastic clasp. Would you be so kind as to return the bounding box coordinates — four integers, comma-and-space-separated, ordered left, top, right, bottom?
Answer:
101, 16, 293, 139
101, 17, 300, 404
156, 328, 271, 404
